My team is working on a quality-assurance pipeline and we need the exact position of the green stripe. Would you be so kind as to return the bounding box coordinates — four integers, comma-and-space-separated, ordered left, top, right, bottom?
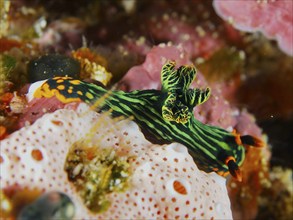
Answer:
96, 90, 235, 172
41, 61, 248, 175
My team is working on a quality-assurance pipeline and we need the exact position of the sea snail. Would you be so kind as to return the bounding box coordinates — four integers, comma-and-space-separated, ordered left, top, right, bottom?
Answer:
34, 60, 264, 181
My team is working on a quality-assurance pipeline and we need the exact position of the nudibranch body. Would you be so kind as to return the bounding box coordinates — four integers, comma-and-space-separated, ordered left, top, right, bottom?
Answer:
33, 61, 263, 181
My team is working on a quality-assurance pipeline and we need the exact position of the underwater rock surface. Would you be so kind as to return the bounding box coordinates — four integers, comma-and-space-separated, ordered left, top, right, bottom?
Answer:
27, 54, 80, 82
18, 192, 74, 220
1, 1, 292, 219
213, 0, 293, 56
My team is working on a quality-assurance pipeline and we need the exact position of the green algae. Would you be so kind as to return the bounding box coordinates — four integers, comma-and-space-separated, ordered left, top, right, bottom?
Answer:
64, 142, 131, 213
0, 54, 16, 94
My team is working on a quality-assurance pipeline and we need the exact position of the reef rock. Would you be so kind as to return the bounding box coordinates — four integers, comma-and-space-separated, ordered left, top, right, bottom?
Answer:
213, 0, 293, 56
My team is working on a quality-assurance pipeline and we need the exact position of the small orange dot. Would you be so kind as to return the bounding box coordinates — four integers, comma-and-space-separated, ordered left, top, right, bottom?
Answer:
31, 149, 43, 161
173, 180, 187, 195
51, 120, 63, 126
0, 155, 3, 163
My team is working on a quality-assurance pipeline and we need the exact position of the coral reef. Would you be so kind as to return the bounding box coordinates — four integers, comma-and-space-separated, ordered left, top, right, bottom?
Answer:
1, 104, 233, 219
0, 0, 292, 219
71, 47, 112, 85
119, 43, 270, 219
213, 0, 293, 56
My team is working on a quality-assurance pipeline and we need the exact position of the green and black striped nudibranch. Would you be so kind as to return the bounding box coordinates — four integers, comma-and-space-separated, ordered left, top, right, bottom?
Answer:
34, 60, 264, 181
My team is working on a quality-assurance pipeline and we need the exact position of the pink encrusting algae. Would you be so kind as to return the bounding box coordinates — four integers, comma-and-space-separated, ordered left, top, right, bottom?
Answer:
213, 0, 293, 56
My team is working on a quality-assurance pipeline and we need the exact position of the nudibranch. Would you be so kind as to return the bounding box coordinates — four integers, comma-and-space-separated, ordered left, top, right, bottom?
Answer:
33, 61, 263, 181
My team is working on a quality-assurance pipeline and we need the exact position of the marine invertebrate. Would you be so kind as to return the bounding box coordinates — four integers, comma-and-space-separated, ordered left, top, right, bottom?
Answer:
146, 10, 223, 58
1, 1, 288, 218
65, 141, 131, 213
213, 0, 293, 56
33, 61, 263, 181
9, 92, 27, 114
0, 104, 233, 219
71, 47, 112, 85
27, 54, 81, 83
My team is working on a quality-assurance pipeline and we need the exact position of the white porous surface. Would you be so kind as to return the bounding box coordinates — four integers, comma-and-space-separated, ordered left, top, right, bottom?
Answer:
0, 103, 232, 219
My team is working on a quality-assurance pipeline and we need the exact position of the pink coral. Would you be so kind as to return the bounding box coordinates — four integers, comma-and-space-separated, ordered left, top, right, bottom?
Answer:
119, 44, 190, 90
213, 0, 293, 56
146, 13, 223, 58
